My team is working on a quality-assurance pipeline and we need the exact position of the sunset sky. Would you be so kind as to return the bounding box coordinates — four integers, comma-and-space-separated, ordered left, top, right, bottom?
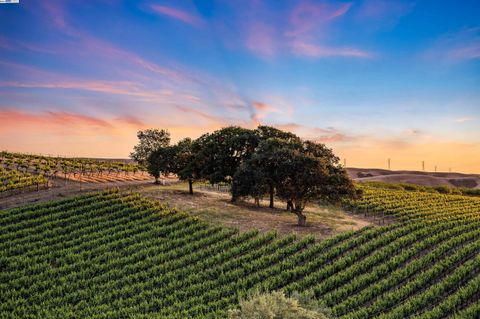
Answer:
0, 0, 479, 172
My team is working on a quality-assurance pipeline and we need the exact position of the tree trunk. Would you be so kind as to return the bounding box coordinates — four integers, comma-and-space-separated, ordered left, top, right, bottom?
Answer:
296, 211, 307, 227
255, 197, 260, 207
286, 200, 294, 212
269, 184, 274, 208
154, 176, 160, 184
188, 179, 193, 195
295, 201, 306, 226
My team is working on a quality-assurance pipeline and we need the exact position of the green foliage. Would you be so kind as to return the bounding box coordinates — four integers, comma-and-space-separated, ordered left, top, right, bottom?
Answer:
170, 138, 193, 174
255, 125, 301, 144
432, 185, 452, 194
232, 162, 269, 202
0, 152, 145, 194
195, 126, 259, 185
1, 188, 479, 318
0, 166, 48, 193
232, 136, 356, 224
460, 188, 480, 196
146, 146, 176, 184
228, 291, 330, 319
233, 138, 297, 207
130, 129, 170, 165
360, 180, 479, 197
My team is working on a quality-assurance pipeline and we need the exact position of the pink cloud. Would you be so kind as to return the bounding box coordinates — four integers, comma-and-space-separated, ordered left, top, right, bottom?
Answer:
0, 108, 147, 135
224, 0, 369, 60
250, 101, 282, 124
274, 122, 357, 143
0, 36, 58, 54
174, 105, 231, 124
286, 1, 352, 37
291, 41, 372, 58
115, 115, 146, 127
355, 0, 413, 26
0, 109, 112, 131
0, 80, 170, 100
447, 43, 480, 61
150, 5, 203, 28
245, 22, 277, 57
41, 0, 68, 30
423, 28, 480, 62
31, 1, 188, 83
68, 34, 186, 82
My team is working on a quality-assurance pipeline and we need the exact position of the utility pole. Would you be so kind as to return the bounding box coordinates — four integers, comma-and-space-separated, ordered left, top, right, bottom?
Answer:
422, 160, 425, 171
434, 165, 437, 172
388, 158, 391, 170
343, 158, 346, 167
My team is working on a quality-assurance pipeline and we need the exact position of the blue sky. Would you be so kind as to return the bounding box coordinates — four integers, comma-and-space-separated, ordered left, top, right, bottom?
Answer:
0, 0, 479, 172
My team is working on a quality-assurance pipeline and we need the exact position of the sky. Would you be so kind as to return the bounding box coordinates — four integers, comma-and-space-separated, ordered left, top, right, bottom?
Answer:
0, 0, 479, 173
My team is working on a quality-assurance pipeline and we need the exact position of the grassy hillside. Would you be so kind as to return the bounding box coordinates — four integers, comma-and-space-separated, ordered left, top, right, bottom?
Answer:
1, 189, 479, 318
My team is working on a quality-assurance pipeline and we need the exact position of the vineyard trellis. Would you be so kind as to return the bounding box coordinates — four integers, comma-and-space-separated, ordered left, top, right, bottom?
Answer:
0, 187, 479, 318
0, 151, 148, 184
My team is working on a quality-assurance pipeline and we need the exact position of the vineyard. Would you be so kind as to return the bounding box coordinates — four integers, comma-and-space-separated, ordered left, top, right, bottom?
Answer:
0, 152, 150, 194
0, 167, 49, 194
1, 188, 479, 318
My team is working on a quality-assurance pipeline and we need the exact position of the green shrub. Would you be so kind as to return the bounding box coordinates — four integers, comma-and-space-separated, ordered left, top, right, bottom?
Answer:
399, 183, 421, 191
461, 188, 480, 196
228, 291, 331, 319
433, 185, 452, 194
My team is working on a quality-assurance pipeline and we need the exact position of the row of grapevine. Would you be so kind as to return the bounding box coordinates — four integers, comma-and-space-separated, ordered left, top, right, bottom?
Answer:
0, 166, 49, 194
1, 187, 479, 318
0, 151, 149, 185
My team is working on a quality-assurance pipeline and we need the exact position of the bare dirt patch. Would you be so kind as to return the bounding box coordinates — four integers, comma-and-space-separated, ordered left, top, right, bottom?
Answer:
137, 183, 373, 239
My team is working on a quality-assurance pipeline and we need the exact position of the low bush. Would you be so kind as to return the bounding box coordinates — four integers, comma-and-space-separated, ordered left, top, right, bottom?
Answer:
228, 291, 331, 319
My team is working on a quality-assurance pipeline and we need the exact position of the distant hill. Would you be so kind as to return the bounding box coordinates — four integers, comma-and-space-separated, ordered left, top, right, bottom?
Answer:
347, 167, 480, 189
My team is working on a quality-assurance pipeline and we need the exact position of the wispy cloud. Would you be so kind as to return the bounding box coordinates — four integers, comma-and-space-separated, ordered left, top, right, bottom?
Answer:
250, 101, 281, 124
218, 0, 371, 60
150, 4, 204, 28
0, 108, 146, 132
0, 1, 258, 127
286, 1, 352, 37
245, 22, 277, 57
423, 28, 480, 62
291, 41, 373, 58
0, 79, 171, 100
274, 122, 357, 143
174, 105, 232, 124
354, 0, 414, 29
41, 0, 68, 30
454, 117, 475, 123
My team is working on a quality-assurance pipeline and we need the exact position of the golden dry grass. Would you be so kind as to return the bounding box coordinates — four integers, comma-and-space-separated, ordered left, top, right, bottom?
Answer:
137, 182, 373, 239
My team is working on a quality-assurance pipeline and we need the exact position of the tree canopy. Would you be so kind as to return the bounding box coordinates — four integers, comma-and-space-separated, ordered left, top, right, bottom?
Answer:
193, 126, 259, 188
172, 138, 196, 194
146, 146, 176, 184
130, 129, 170, 166
232, 137, 356, 226
140, 125, 357, 225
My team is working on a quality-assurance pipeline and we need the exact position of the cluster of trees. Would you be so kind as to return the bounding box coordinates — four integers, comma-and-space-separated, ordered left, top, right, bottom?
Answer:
131, 126, 358, 226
